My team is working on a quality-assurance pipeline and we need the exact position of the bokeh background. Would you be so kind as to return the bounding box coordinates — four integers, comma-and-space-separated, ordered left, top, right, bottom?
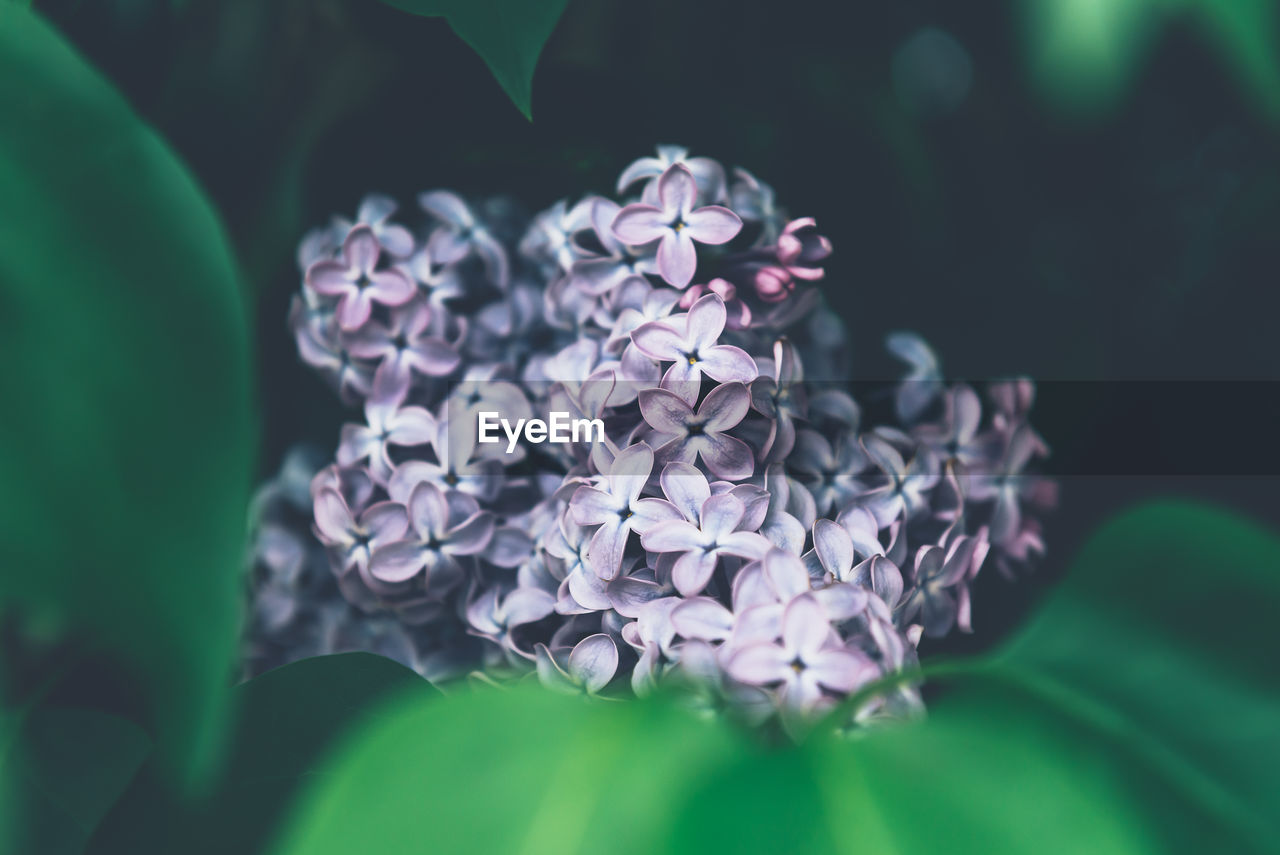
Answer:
37, 0, 1280, 656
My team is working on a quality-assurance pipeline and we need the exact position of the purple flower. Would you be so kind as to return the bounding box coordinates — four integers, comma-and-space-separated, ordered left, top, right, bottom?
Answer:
342, 298, 461, 390
965, 424, 1048, 546
544, 516, 612, 612
570, 198, 657, 296
368, 481, 495, 584
289, 296, 373, 405
632, 294, 757, 395
754, 217, 831, 302
750, 339, 808, 460
568, 443, 681, 580
337, 386, 437, 485
726, 593, 876, 714
307, 226, 416, 330
338, 194, 416, 259
419, 191, 510, 289
899, 530, 988, 637
313, 488, 408, 574
790, 429, 868, 516
854, 434, 940, 527
466, 585, 556, 659
679, 278, 751, 330
639, 382, 756, 481
640, 492, 771, 596
887, 332, 943, 424
617, 145, 727, 204
612, 165, 742, 288
535, 634, 619, 695
913, 384, 988, 469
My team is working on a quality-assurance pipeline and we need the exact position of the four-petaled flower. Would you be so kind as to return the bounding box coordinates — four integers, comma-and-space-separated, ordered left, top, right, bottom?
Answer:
727, 593, 876, 715
612, 165, 742, 288
641, 491, 771, 596
307, 225, 416, 330
568, 443, 681, 580
632, 293, 758, 394
639, 382, 755, 481
369, 481, 495, 584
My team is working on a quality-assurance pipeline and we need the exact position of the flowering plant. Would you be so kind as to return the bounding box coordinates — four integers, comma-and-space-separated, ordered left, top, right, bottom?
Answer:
248, 146, 1055, 731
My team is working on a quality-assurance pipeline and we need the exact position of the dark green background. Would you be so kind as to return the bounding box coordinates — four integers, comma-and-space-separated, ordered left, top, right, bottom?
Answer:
37, 0, 1280, 655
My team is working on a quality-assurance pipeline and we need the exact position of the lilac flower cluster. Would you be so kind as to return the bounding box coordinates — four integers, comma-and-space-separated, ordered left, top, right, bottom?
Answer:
247, 146, 1056, 729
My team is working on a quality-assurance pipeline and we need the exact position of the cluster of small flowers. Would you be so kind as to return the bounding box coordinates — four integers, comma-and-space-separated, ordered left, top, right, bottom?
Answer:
246, 146, 1055, 729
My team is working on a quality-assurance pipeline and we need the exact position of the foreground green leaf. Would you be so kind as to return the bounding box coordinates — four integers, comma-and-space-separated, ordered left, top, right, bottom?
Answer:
377, 0, 570, 119
0, 4, 253, 783
262, 501, 1278, 853
88, 654, 434, 855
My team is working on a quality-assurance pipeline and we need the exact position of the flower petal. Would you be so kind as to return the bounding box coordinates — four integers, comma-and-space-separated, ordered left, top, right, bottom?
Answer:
568, 634, 618, 694
670, 597, 735, 641
813, 519, 854, 577
725, 643, 788, 686
640, 519, 705, 554
684, 205, 742, 245
656, 229, 696, 288
698, 492, 746, 540
639, 387, 693, 434
696, 345, 758, 384
671, 549, 719, 597
442, 511, 495, 555
699, 381, 751, 431
783, 593, 831, 659
659, 461, 710, 521
611, 204, 667, 246
657, 164, 698, 217
699, 434, 755, 481
343, 225, 381, 273
368, 541, 425, 583
631, 319, 686, 362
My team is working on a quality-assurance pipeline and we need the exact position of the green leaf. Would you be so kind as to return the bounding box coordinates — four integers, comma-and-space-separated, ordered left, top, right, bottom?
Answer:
1021, 0, 1280, 123
5, 708, 151, 855
376, 0, 570, 119
260, 501, 1280, 854
0, 4, 254, 783
87, 654, 434, 855
269, 681, 743, 855
989, 500, 1280, 851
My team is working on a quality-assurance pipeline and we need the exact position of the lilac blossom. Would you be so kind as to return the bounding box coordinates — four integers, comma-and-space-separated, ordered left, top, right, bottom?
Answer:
631, 293, 757, 395
307, 226, 416, 330
639, 383, 755, 481
568, 443, 681, 580
612, 165, 742, 288
753, 218, 832, 303
726, 594, 876, 716
640, 492, 771, 596
342, 298, 461, 389
419, 191, 510, 289
368, 481, 494, 585
250, 146, 1056, 731
617, 144, 727, 204
337, 386, 436, 484
535, 634, 619, 695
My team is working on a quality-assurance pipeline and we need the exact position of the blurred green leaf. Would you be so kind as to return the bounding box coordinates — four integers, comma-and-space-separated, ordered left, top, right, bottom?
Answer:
376, 0, 570, 119
0, 2, 253, 785
989, 500, 1280, 851
5, 708, 151, 855
270, 680, 743, 855
88, 654, 434, 855
1021, 0, 1280, 122
258, 501, 1279, 854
